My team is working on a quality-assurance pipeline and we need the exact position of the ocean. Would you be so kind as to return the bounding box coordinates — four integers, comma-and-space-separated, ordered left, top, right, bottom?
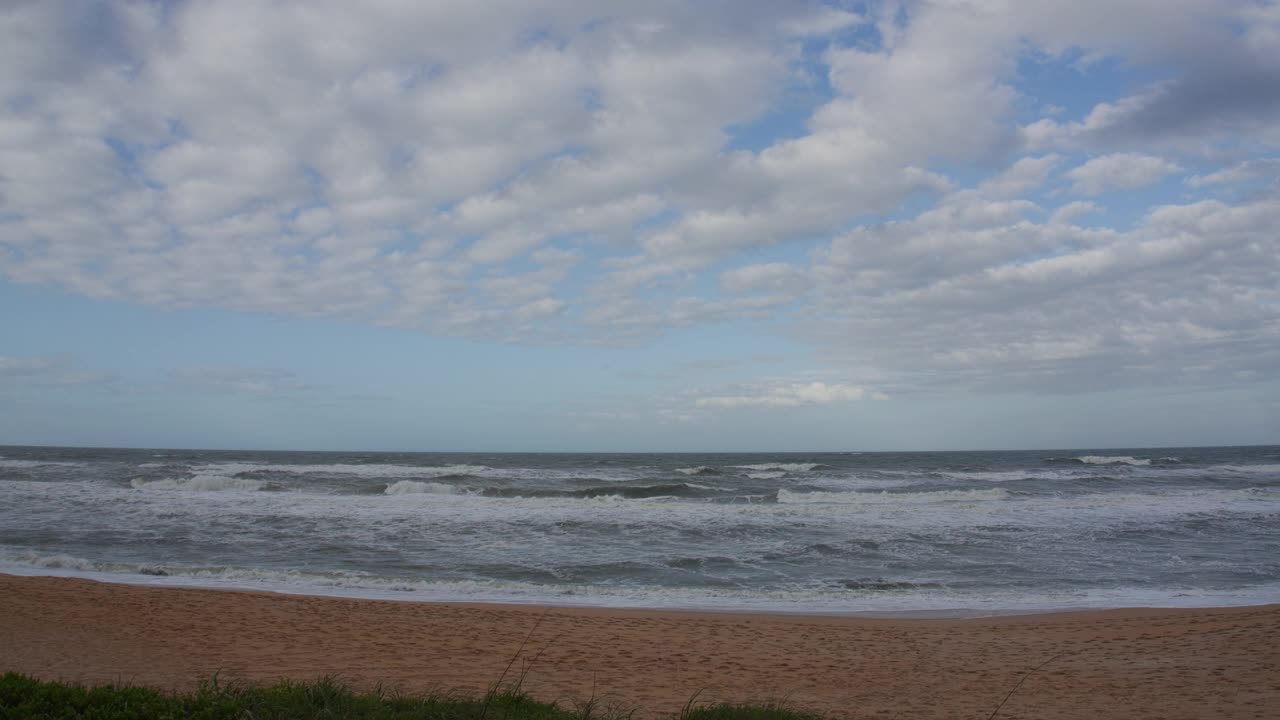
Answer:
2, 445, 1277, 616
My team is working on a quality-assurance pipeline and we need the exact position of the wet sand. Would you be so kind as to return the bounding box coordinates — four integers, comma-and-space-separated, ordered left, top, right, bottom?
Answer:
2, 574, 1277, 719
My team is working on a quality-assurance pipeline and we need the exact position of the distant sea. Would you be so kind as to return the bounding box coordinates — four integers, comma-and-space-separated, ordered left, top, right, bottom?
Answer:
2, 445, 1278, 616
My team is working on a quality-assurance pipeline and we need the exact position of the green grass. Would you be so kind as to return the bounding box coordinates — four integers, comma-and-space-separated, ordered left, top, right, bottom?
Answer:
0, 673, 825, 720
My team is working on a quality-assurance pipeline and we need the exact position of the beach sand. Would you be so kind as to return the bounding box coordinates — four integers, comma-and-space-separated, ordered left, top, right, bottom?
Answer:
2, 574, 1277, 719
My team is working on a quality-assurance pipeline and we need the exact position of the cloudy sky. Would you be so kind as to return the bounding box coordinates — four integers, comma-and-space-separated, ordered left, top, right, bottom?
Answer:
2, 0, 1278, 452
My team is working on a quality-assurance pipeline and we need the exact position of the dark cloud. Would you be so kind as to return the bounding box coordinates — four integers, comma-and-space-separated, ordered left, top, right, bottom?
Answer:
1087, 53, 1280, 146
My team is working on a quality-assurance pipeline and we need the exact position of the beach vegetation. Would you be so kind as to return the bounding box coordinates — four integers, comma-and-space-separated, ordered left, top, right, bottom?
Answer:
0, 674, 824, 720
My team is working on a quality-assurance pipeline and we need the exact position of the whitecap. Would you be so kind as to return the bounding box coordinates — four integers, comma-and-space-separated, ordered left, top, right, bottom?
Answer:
733, 463, 820, 472
1075, 455, 1151, 466
941, 469, 1083, 483
0, 550, 97, 571
675, 466, 711, 475
383, 480, 462, 495
1210, 464, 1280, 475
777, 487, 1009, 505
131, 474, 265, 492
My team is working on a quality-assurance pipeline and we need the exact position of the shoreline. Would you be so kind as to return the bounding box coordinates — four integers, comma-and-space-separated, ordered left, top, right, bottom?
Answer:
6, 565, 1278, 620
4, 573, 1278, 719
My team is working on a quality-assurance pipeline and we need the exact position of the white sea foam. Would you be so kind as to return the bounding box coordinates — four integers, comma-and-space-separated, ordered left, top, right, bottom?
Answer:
1075, 455, 1151, 466
0, 549, 97, 571
676, 466, 711, 475
733, 463, 820, 472
131, 474, 265, 492
941, 469, 1085, 483
383, 480, 462, 495
1211, 464, 1280, 475
942, 470, 1034, 482
7, 552, 1276, 616
745, 471, 786, 480
777, 487, 1009, 505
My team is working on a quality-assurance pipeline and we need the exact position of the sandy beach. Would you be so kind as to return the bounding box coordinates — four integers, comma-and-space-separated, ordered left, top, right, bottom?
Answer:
2, 574, 1277, 719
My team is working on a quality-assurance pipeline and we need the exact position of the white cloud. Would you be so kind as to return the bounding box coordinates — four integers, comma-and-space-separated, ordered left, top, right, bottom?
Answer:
805, 187, 1280, 393
2, 0, 1278, 399
1, 1, 858, 341
720, 263, 809, 295
1050, 201, 1100, 225
1066, 153, 1182, 195
695, 382, 882, 409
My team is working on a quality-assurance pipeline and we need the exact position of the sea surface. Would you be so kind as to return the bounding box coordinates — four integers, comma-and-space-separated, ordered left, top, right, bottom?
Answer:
2, 445, 1278, 616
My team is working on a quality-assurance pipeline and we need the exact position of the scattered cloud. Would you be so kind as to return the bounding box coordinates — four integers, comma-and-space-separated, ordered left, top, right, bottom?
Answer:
2, 0, 1278, 410
720, 263, 810, 295
169, 367, 309, 397
695, 382, 883, 409
804, 187, 1280, 393
1187, 157, 1280, 187
1066, 153, 1182, 195
0, 355, 119, 388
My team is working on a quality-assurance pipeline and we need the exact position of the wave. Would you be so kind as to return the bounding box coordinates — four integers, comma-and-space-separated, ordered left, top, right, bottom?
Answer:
838, 578, 944, 591
131, 474, 270, 492
733, 463, 822, 472
0, 549, 98, 571
745, 471, 786, 480
1074, 456, 1151, 466
480, 482, 714, 501
939, 468, 1101, 483
383, 480, 462, 495
570, 483, 713, 500
11, 549, 1275, 615
941, 470, 1035, 483
195, 461, 650, 484
777, 487, 1009, 505
675, 466, 720, 476
0, 460, 84, 468
1211, 464, 1280, 475
213, 462, 493, 478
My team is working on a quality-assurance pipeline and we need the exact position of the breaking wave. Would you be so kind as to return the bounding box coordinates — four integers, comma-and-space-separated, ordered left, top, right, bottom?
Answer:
383, 480, 462, 495
777, 487, 1009, 505
0, 460, 83, 468
131, 474, 269, 492
1074, 456, 1151, 466
207, 462, 492, 478
675, 466, 720, 476
1212, 464, 1280, 475
733, 463, 823, 472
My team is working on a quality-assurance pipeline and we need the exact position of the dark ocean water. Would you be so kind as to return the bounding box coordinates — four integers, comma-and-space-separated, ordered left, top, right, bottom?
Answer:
2, 445, 1278, 615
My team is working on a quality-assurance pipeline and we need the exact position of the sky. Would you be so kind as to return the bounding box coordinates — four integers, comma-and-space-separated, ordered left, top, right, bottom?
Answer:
1, 0, 1278, 452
